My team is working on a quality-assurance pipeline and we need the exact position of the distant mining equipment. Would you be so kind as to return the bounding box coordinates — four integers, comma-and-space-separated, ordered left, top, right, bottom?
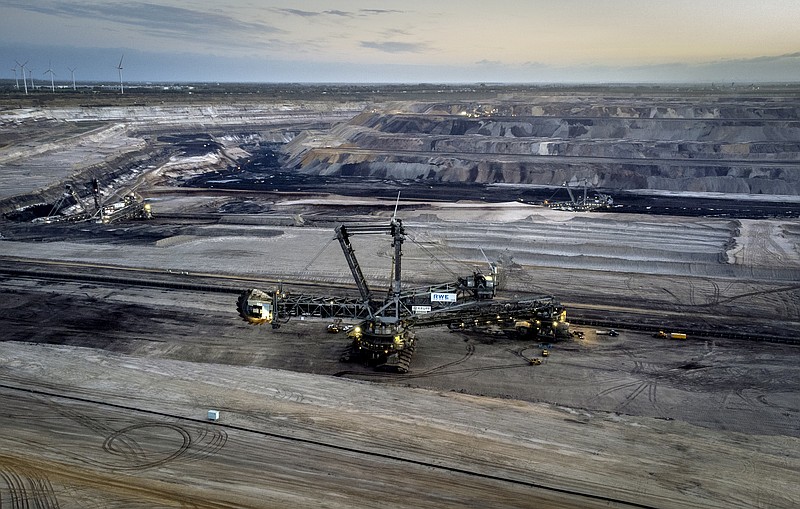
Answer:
31, 183, 95, 224
98, 193, 152, 224
32, 179, 152, 225
544, 179, 614, 212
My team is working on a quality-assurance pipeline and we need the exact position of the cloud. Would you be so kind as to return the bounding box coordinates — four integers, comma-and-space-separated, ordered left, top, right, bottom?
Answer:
278, 8, 402, 18
720, 51, 800, 64
277, 8, 321, 18
6, 1, 282, 37
360, 41, 427, 53
325, 10, 353, 17
382, 28, 413, 37
359, 9, 404, 15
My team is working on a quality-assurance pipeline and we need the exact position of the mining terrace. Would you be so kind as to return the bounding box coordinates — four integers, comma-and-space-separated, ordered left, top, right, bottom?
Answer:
0, 84, 798, 508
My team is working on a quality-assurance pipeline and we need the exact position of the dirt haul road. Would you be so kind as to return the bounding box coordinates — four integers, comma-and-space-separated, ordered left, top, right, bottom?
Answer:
1, 342, 799, 509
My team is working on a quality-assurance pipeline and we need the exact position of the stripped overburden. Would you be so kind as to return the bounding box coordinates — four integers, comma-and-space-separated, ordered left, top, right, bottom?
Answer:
0, 85, 799, 509
0, 100, 363, 214
285, 93, 800, 194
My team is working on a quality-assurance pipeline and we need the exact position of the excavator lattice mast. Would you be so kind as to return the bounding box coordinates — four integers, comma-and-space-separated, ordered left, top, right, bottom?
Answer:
335, 218, 405, 323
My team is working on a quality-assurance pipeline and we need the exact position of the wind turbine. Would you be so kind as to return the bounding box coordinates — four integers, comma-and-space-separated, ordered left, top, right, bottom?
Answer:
44, 61, 56, 92
117, 54, 124, 94
15, 60, 28, 94
67, 67, 76, 90
28, 67, 35, 91
11, 66, 18, 89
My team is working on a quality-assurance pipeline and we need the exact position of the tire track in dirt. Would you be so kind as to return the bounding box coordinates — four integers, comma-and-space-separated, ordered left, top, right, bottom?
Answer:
614, 382, 650, 413
416, 342, 476, 373
0, 384, 664, 509
56, 405, 147, 465
182, 429, 228, 463
335, 342, 477, 381
102, 423, 192, 471
593, 379, 661, 415
0, 464, 60, 509
2, 387, 225, 473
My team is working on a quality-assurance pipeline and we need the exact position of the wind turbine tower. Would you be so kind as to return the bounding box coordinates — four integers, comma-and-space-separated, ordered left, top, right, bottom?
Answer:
28, 67, 35, 91
15, 60, 28, 94
117, 55, 124, 94
67, 67, 76, 90
11, 67, 18, 89
44, 61, 56, 92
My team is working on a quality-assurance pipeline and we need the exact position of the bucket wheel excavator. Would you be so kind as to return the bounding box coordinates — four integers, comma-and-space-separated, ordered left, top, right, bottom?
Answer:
238, 214, 568, 372
329, 216, 416, 371
239, 214, 420, 371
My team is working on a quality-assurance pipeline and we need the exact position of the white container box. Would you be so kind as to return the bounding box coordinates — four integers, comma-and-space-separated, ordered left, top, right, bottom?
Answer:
207, 410, 220, 421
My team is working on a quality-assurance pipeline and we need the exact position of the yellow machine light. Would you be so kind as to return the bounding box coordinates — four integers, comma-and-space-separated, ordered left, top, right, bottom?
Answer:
552, 321, 558, 328
354, 326, 361, 333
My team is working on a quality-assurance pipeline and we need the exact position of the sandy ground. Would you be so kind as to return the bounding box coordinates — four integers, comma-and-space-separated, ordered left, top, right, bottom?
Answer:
1, 340, 798, 509
1, 95, 799, 507
0, 122, 144, 200
1, 267, 799, 507
2, 198, 798, 335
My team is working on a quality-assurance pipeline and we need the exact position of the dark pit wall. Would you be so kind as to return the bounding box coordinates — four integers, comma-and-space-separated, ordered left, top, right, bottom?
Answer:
279, 92, 800, 203
178, 148, 800, 219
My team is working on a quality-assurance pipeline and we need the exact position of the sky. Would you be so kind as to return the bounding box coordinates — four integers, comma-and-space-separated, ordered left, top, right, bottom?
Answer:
2, 0, 800, 84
